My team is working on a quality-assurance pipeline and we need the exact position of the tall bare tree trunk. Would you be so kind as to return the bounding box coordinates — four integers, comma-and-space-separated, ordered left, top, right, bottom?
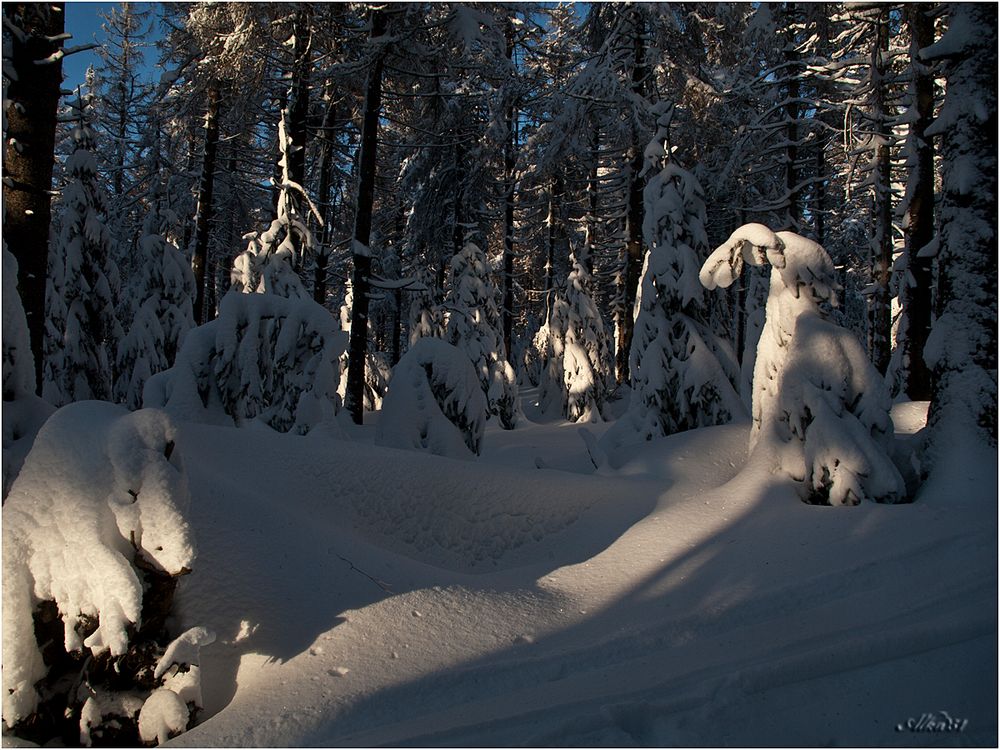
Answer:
614, 10, 648, 385
3, 3, 65, 394
870, 10, 893, 374
501, 20, 517, 364
191, 84, 220, 325
345, 9, 387, 424
313, 83, 338, 307
902, 5, 936, 399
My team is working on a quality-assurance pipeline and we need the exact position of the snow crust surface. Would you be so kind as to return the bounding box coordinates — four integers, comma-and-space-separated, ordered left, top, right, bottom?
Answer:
143, 389, 996, 748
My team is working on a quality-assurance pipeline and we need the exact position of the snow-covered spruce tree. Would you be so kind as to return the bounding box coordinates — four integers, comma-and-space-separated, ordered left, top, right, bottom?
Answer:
376, 337, 488, 458
700, 223, 905, 506
408, 267, 446, 347
231, 114, 317, 300
445, 241, 520, 429
2, 247, 55, 499
2, 403, 211, 745
921, 3, 998, 461
43, 94, 123, 407
144, 292, 346, 434
535, 244, 614, 423
606, 139, 743, 448
114, 177, 196, 410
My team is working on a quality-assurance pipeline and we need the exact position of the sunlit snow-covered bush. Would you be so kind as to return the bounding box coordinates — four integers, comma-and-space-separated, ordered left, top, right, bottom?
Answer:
700, 223, 905, 505
445, 241, 520, 430
535, 251, 615, 423
376, 337, 487, 458
2, 403, 206, 744
145, 291, 347, 434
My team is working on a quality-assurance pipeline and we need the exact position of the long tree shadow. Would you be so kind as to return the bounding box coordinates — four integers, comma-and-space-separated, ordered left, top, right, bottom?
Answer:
173, 420, 661, 722
300, 461, 997, 747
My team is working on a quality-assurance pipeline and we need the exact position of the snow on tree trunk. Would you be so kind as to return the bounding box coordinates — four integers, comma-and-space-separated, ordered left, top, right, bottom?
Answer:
921, 4, 998, 461
144, 292, 346, 434
345, 8, 388, 425
3, 4, 65, 394
445, 241, 520, 429
2, 403, 198, 731
43, 105, 123, 407
894, 4, 936, 402
700, 223, 906, 505
3, 247, 55, 498
337, 282, 392, 413
376, 337, 487, 458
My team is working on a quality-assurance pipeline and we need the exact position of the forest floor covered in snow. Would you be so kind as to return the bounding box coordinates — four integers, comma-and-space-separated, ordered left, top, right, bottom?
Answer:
145, 392, 994, 747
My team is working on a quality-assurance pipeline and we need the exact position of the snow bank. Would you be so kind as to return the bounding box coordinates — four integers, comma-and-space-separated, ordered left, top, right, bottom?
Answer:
376, 337, 487, 458
144, 291, 346, 434
2, 403, 195, 725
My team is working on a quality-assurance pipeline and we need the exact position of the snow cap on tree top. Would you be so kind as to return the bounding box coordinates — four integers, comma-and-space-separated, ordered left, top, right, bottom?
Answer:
700, 223, 839, 305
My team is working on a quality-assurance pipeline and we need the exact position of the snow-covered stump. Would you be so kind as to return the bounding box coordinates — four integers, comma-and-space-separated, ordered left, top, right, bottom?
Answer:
376, 338, 487, 458
1, 403, 210, 745
700, 223, 906, 505
144, 292, 347, 434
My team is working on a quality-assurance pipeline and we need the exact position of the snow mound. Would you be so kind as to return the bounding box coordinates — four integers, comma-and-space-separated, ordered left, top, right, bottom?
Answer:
376, 338, 487, 458
2, 403, 195, 724
145, 291, 346, 434
138, 689, 189, 745
180, 422, 649, 575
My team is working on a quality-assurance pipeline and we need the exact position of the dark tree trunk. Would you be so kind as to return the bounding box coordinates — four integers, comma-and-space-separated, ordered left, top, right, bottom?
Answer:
584, 128, 600, 276
814, 136, 826, 246
870, 10, 893, 374
452, 141, 466, 256
313, 84, 338, 307
181, 120, 198, 252
286, 9, 310, 191
543, 175, 563, 322
3, 3, 65, 394
614, 10, 648, 386
616, 148, 644, 385
501, 20, 517, 365
345, 9, 387, 424
191, 84, 221, 325
902, 5, 936, 400
391, 288, 403, 366
783, 19, 802, 233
